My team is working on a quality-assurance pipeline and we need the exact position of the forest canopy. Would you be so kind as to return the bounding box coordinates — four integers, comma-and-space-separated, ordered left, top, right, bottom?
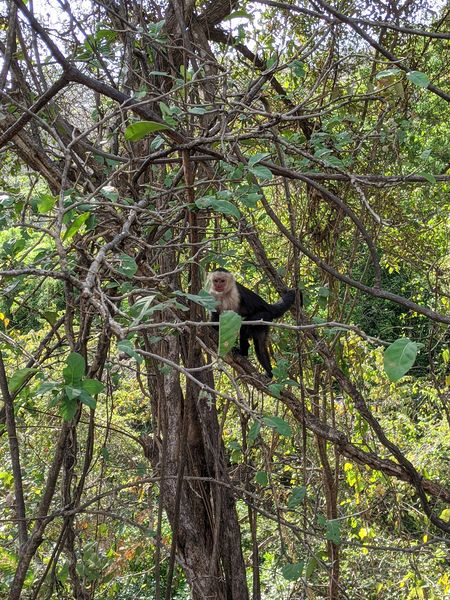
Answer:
0, 0, 450, 598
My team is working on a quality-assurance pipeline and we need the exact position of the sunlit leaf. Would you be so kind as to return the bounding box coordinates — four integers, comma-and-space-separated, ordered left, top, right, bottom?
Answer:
439, 508, 450, 523
223, 9, 251, 20
63, 213, 90, 240
125, 120, 170, 141
35, 193, 56, 214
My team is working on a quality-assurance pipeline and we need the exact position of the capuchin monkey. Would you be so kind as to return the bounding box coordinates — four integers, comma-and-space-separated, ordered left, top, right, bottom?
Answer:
206, 268, 296, 378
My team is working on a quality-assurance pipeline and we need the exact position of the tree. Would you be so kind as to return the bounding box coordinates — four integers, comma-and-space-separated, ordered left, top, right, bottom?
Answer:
1, 0, 450, 598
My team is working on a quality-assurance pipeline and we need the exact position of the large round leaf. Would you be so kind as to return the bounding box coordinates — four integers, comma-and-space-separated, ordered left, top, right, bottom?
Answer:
383, 337, 419, 382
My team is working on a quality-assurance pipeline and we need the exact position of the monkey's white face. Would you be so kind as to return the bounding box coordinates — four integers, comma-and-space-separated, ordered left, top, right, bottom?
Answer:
207, 271, 240, 312
207, 271, 234, 295
212, 275, 229, 293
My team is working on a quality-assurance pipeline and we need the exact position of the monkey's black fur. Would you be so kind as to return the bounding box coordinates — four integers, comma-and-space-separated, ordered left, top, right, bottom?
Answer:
211, 269, 296, 378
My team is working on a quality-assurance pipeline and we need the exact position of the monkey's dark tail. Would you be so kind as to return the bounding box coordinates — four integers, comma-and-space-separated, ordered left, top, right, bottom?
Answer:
270, 289, 296, 318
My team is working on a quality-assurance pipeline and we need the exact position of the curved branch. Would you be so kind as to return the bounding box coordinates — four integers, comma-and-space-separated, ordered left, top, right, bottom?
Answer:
253, 0, 450, 40
314, 0, 450, 104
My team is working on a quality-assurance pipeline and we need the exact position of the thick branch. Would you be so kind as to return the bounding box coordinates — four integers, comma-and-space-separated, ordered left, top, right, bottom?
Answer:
0, 351, 28, 548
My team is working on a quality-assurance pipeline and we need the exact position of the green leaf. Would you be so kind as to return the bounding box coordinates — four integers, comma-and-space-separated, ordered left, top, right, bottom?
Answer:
407, 70, 430, 88
117, 253, 138, 277
188, 107, 207, 115
148, 70, 170, 76
223, 9, 251, 20
240, 192, 261, 208
218, 311, 242, 357
263, 415, 292, 437
36, 193, 56, 214
150, 135, 165, 151
289, 60, 305, 78
124, 120, 170, 141
281, 562, 304, 581
249, 165, 273, 180
439, 508, 450, 523
287, 486, 306, 509
57, 562, 69, 585
267, 382, 283, 397
326, 519, 341, 544
375, 68, 401, 79
79, 390, 97, 410
383, 337, 419, 382
255, 471, 269, 485
129, 295, 156, 321
118, 339, 143, 364
82, 379, 104, 395
8, 368, 39, 393
193, 290, 219, 311
63, 213, 90, 241
64, 385, 82, 400
248, 153, 270, 167
175, 290, 217, 311
305, 557, 318, 578
100, 187, 119, 201
194, 196, 241, 219
63, 353, 85, 385
36, 381, 60, 395
60, 394, 78, 421
318, 285, 330, 309
418, 171, 436, 184
247, 420, 261, 443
